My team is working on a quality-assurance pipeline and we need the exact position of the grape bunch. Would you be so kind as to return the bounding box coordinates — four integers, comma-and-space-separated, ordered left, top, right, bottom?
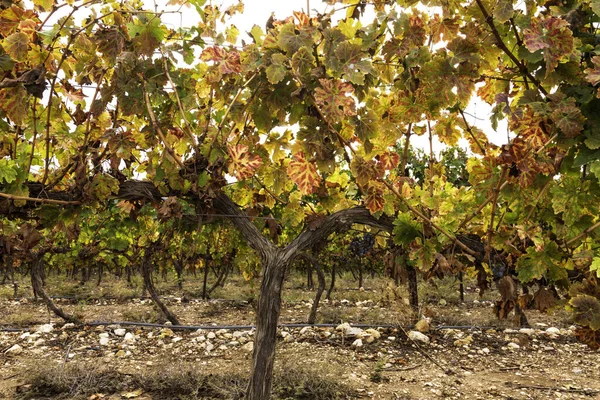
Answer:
349, 233, 375, 257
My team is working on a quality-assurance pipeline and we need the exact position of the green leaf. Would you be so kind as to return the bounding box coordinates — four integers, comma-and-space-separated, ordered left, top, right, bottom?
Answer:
393, 214, 420, 246
334, 41, 373, 85
188, 0, 207, 16
2, 32, 29, 62
493, 0, 514, 23
127, 18, 165, 56
33, 0, 54, 12
265, 53, 287, 84
291, 46, 315, 76
277, 23, 312, 54
0, 159, 17, 184
591, 257, 600, 278
338, 18, 361, 39
569, 295, 600, 330
107, 237, 130, 251
589, 161, 600, 179
516, 241, 565, 283
249, 25, 264, 46
0, 54, 15, 71
0, 85, 27, 125
584, 132, 600, 150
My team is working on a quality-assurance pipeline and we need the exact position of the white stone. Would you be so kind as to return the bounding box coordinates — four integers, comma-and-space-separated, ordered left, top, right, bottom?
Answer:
352, 338, 363, 347
33, 339, 45, 347
519, 328, 535, 336
232, 331, 244, 338
408, 331, 430, 344
124, 332, 135, 343
99, 332, 109, 339
546, 327, 560, 335
364, 328, 381, 339
206, 342, 214, 352
99, 337, 110, 346
114, 328, 126, 337
207, 332, 216, 339
299, 326, 310, 335
172, 337, 182, 343
62, 323, 75, 330
283, 334, 294, 343
5, 344, 23, 355
507, 342, 520, 350
242, 341, 254, 352
37, 324, 54, 334
336, 322, 351, 332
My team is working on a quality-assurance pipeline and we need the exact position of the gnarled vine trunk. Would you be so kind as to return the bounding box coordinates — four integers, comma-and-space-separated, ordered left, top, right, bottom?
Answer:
246, 251, 288, 400
213, 193, 395, 400
141, 244, 180, 325
30, 252, 81, 324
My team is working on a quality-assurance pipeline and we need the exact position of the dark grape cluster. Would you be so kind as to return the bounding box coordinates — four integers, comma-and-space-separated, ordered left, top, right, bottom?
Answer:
349, 233, 375, 257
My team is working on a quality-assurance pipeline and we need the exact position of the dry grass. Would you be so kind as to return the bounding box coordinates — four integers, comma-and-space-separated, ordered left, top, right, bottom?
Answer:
17, 360, 355, 400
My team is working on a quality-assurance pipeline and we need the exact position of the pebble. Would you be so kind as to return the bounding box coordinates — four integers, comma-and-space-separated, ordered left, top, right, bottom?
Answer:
37, 324, 54, 334
408, 331, 430, 344
99, 337, 110, 346
299, 326, 310, 335
5, 344, 23, 355
352, 338, 363, 348
124, 332, 135, 343
507, 342, 520, 350
545, 327, 560, 335
364, 328, 380, 339
242, 341, 254, 352
415, 319, 430, 333
519, 328, 535, 336
114, 328, 126, 337
207, 332, 216, 339
454, 335, 473, 347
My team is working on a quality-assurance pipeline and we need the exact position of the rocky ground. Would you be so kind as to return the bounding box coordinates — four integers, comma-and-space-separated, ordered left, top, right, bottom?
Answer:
1, 296, 600, 399
1, 275, 600, 399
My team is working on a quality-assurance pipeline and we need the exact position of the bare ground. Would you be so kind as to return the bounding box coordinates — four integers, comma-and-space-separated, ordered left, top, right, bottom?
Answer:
1, 275, 599, 399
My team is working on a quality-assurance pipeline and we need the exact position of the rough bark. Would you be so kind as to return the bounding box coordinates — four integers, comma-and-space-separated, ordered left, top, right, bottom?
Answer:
326, 263, 336, 300
30, 253, 81, 324
212, 193, 395, 400
406, 263, 419, 312
202, 255, 210, 299
141, 244, 180, 325
303, 253, 325, 325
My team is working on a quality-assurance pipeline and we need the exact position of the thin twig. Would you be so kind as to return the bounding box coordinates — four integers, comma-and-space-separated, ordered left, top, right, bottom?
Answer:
162, 56, 199, 150
397, 325, 454, 375
475, 0, 547, 96
0, 192, 81, 205
504, 382, 599, 395
140, 78, 187, 171
566, 221, 600, 246
382, 180, 477, 256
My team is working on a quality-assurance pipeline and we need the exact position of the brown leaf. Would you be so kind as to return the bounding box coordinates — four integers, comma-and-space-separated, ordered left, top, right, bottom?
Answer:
533, 287, 557, 313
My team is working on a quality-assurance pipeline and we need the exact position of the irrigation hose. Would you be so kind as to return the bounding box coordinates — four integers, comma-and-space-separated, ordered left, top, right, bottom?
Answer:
0, 321, 494, 332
